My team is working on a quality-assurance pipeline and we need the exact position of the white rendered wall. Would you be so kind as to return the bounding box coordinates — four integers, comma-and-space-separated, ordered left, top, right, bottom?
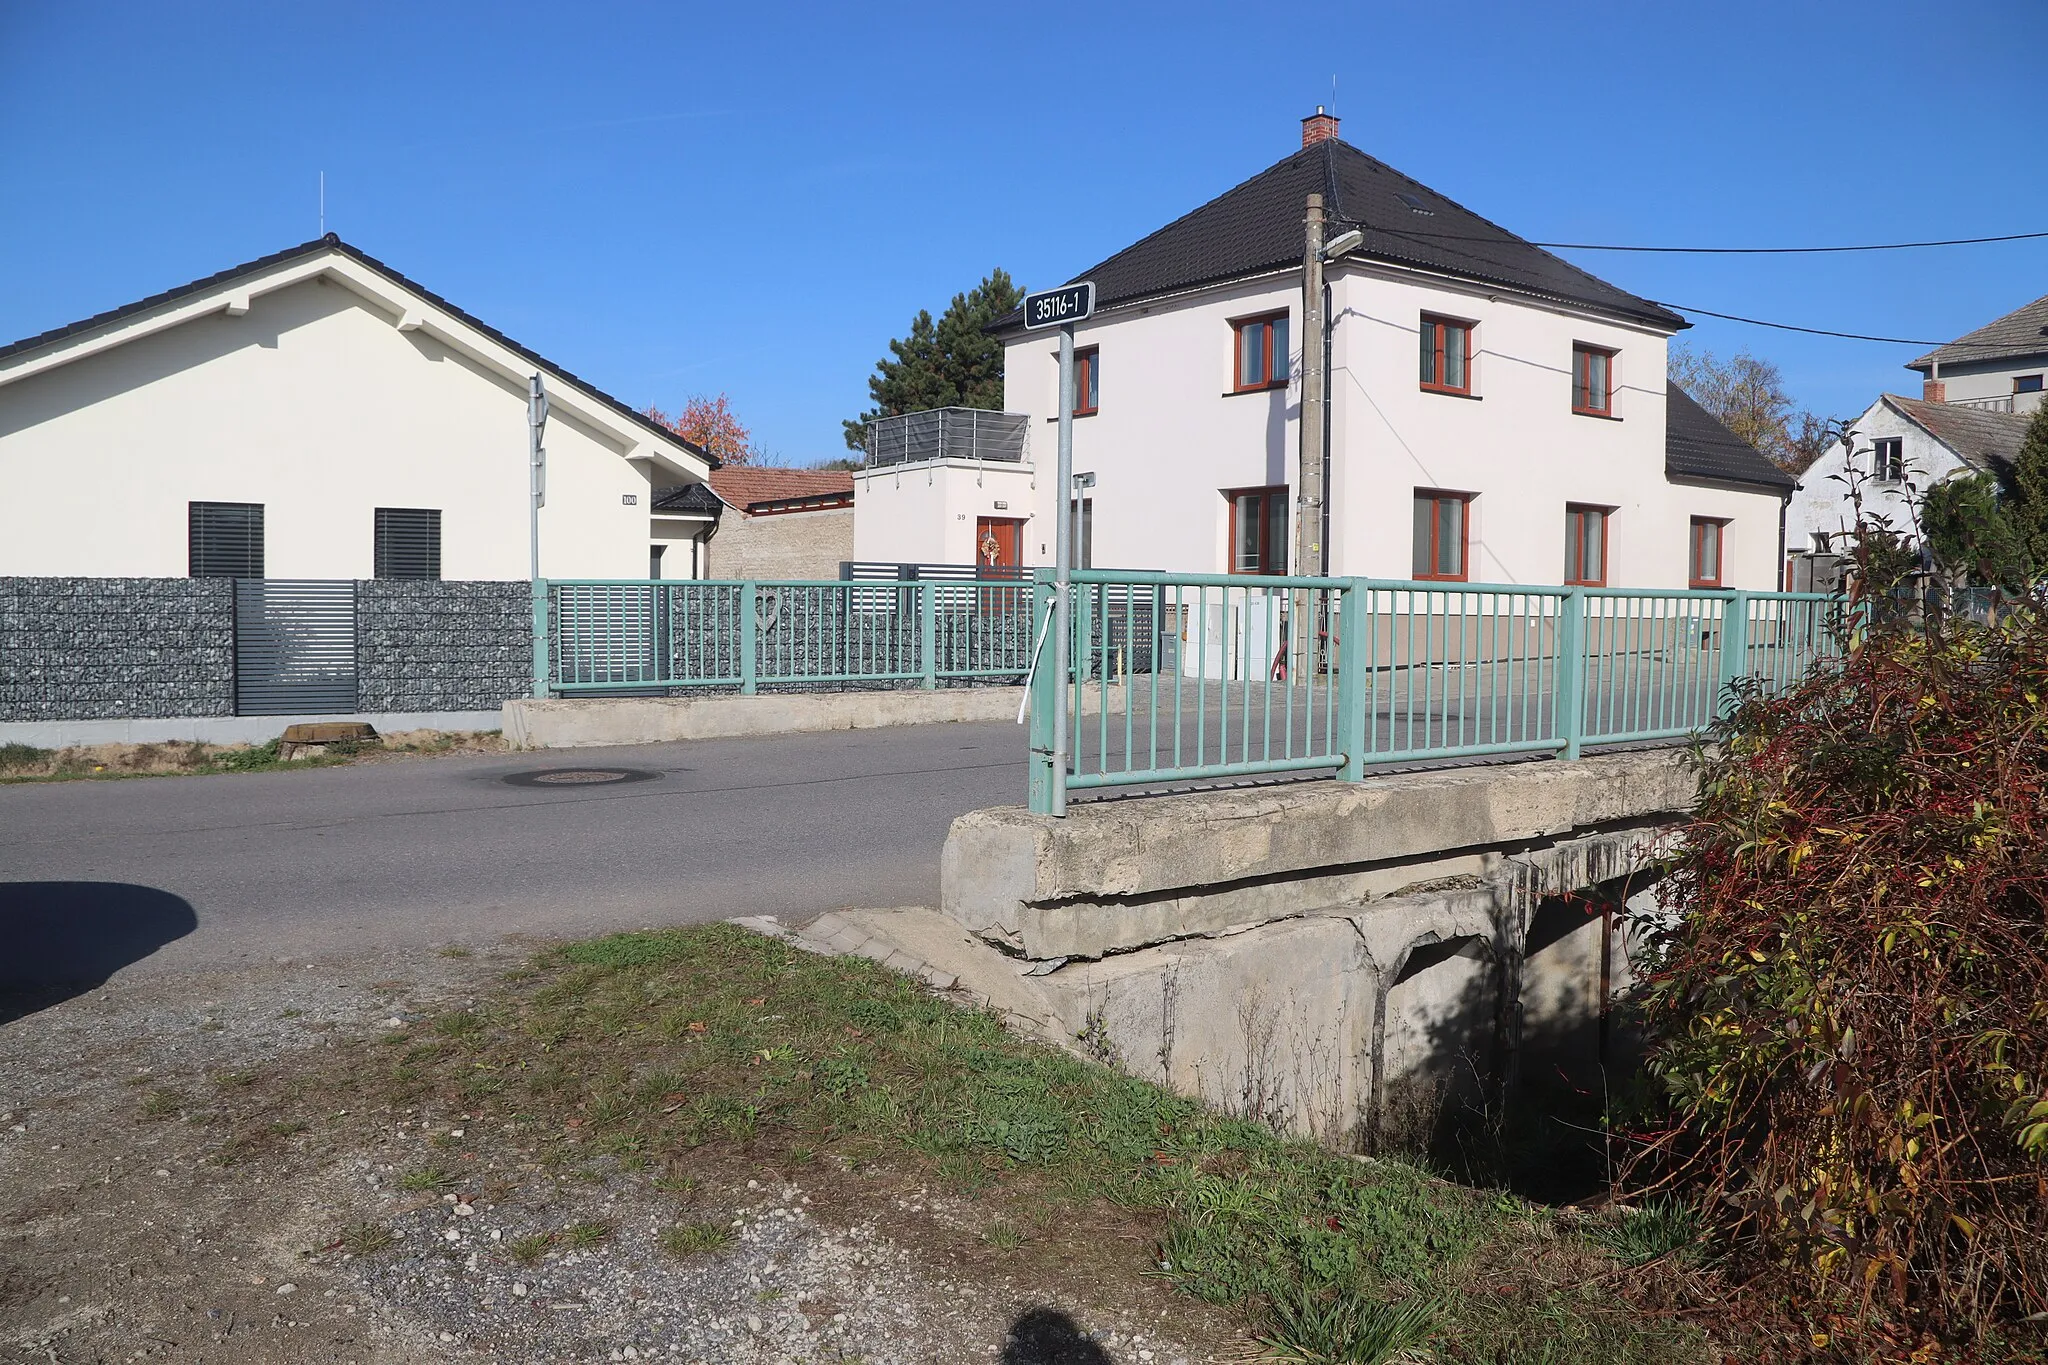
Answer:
1920, 362, 2048, 413
1787, 397, 1965, 552
0, 277, 663, 580
1001, 269, 1788, 589
853, 460, 1039, 566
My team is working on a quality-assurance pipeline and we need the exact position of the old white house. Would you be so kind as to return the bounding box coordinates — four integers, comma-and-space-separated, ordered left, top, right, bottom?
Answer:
974, 111, 1794, 588
1787, 292, 2048, 576
0, 236, 715, 581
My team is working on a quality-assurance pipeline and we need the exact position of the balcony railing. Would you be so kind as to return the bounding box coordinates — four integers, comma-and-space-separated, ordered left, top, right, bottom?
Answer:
863, 408, 1030, 468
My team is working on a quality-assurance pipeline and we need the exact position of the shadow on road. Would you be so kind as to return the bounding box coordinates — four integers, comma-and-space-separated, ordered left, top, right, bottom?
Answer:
1001, 1306, 1111, 1364
0, 882, 197, 1024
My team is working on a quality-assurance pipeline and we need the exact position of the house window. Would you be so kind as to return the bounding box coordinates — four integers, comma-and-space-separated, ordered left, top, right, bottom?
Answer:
188, 501, 264, 578
2016, 374, 2044, 394
1227, 486, 1288, 574
1572, 344, 1615, 416
373, 507, 442, 580
1564, 504, 1610, 586
1074, 347, 1100, 415
1874, 437, 1905, 483
1232, 313, 1290, 392
1689, 517, 1727, 588
1419, 315, 1472, 395
1412, 490, 1471, 581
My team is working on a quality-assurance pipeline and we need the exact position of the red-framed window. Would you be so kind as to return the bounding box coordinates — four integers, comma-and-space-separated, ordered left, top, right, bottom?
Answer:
1232, 313, 1290, 392
1227, 486, 1288, 574
1689, 517, 1727, 588
1564, 504, 1610, 586
1572, 344, 1615, 416
1074, 346, 1100, 416
1412, 489, 1472, 581
1419, 315, 1472, 395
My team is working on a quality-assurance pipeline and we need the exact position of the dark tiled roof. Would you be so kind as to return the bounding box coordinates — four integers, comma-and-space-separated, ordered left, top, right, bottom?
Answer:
1665, 382, 1796, 491
1882, 394, 2033, 473
994, 139, 1683, 331
709, 467, 855, 511
1908, 292, 2048, 371
651, 483, 721, 514
0, 234, 718, 469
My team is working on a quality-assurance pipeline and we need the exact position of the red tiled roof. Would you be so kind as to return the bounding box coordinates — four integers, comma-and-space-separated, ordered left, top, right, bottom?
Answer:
709, 467, 855, 512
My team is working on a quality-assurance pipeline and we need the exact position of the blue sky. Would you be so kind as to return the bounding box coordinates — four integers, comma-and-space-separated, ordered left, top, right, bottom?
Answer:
3, 1, 2043, 464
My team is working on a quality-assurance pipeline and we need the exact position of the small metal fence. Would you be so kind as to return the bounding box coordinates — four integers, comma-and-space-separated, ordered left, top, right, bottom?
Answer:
538, 579, 1037, 694
1028, 571, 1843, 814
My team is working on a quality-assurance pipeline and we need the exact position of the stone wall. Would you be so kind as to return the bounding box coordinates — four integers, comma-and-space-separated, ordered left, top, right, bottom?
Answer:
0, 577, 235, 722
355, 580, 531, 713
708, 507, 853, 581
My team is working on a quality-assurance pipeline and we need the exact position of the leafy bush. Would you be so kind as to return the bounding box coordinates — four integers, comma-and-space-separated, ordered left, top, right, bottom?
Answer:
1630, 609, 2048, 1339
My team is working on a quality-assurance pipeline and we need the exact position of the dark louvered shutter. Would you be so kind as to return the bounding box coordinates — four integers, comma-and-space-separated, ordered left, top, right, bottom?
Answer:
189, 501, 265, 578
374, 508, 441, 580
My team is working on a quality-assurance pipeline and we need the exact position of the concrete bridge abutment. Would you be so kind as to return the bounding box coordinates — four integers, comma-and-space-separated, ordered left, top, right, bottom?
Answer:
934, 752, 1695, 1153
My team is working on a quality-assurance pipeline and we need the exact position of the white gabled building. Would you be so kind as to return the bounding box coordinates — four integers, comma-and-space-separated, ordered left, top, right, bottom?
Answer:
978, 111, 1795, 589
0, 236, 716, 582
1788, 394, 2035, 560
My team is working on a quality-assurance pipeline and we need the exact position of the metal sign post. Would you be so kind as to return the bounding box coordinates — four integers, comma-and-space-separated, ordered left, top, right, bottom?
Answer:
1022, 282, 1095, 815
528, 374, 550, 700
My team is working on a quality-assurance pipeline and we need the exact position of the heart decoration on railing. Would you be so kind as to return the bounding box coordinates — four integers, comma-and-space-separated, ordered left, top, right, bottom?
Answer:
755, 587, 781, 633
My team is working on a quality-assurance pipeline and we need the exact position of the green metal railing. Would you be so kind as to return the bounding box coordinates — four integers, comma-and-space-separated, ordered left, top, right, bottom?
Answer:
1026, 570, 1843, 814
534, 578, 1036, 695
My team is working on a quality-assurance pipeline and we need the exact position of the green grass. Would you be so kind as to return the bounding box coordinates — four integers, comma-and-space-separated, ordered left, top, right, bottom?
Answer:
1583, 1199, 1705, 1268
658, 1221, 732, 1257
562, 1219, 613, 1249
397, 1163, 458, 1192
331, 923, 1707, 1363
507, 1233, 553, 1265
0, 737, 351, 784
339, 1222, 397, 1256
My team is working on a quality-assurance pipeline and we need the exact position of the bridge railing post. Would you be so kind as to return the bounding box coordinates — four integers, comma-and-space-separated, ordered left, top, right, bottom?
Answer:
1716, 590, 1751, 718
1555, 587, 1585, 760
1336, 580, 1367, 781
1027, 573, 1059, 814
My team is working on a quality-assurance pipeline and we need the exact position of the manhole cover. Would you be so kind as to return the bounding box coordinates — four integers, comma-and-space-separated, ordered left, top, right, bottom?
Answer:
501, 767, 660, 788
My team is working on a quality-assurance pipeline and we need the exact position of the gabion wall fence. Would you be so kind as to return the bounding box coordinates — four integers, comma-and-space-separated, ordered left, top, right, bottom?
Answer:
0, 577, 237, 722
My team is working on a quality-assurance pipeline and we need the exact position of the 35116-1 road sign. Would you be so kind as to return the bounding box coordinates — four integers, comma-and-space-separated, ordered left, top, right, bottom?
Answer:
1023, 282, 1095, 330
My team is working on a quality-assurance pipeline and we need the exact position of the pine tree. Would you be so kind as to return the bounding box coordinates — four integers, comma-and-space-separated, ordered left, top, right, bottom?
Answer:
842, 270, 1024, 451
2006, 401, 2048, 571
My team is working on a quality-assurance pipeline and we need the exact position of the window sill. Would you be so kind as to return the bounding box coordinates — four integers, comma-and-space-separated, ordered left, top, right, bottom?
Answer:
1043, 411, 1098, 421
1223, 382, 1290, 397
1572, 407, 1622, 421
1688, 581, 1724, 591
1564, 579, 1606, 589
1411, 574, 1470, 584
1421, 386, 1481, 401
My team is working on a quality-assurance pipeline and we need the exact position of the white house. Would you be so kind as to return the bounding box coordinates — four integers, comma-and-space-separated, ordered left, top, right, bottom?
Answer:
0, 235, 716, 582
972, 111, 1795, 589
1788, 393, 2035, 559
1907, 292, 2048, 416
1785, 293, 2047, 580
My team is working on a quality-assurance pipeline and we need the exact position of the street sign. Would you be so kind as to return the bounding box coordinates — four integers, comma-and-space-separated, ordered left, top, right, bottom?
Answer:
1023, 282, 1095, 330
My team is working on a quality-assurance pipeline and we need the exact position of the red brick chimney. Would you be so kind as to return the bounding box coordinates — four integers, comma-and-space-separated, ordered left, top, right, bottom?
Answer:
1301, 106, 1340, 147
1923, 377, 1947, 403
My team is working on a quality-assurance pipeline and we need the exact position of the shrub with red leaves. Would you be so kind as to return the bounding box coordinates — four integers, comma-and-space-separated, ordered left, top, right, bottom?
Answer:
1629, 611, 2048, 1346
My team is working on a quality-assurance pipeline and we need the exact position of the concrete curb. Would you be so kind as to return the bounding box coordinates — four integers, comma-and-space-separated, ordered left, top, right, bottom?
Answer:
503, 685, 1126, 749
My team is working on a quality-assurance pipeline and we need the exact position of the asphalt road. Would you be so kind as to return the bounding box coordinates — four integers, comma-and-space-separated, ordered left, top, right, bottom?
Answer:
1, 721, 1027, 983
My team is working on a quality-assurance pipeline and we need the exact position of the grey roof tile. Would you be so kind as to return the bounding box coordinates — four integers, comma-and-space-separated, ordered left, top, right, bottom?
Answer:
1881, 394, 2034, 473
996, 140, 1684, 331
1908, 292, 2048, 371
1665, 382, 1796, 491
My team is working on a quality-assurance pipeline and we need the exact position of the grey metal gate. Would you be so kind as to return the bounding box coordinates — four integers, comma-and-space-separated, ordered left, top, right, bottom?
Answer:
234, 580, 358, 715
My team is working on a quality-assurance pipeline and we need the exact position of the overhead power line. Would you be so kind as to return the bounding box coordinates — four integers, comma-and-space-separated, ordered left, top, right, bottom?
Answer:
1646, 302, 2002, 348
1338, 219, 2048, 254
